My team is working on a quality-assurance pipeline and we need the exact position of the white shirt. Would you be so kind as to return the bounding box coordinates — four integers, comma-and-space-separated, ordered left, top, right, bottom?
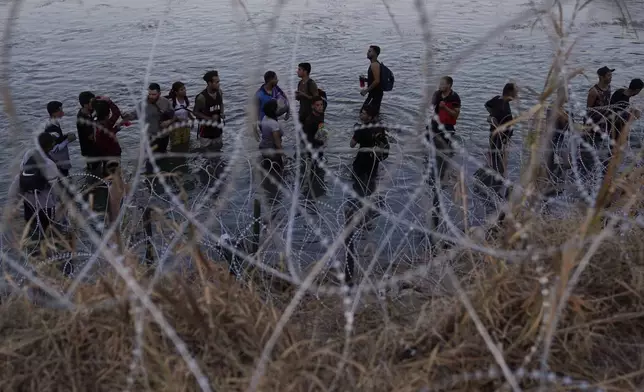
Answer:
173, 98, 191, 121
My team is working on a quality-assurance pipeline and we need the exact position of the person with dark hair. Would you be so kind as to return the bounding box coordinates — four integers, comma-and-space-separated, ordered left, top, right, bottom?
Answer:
167, 81, 194, 151
610, 78, 643, 124
579, 66, 615, 177
256, 71, 289, 121
428, 76, 461, 182
360, 45, 384, 116
13, 132, 60, 244
92, 96, 123, 177
296, 63, 319, 126
45, 101, 76, 176
77, 91, 100, 171
586, 66, 614, 127
344, 104, 387, 282
303, 96, 327, 150
351, 104, 385, 200
258, 99, 285, 219
603, 78, 644, 168
300, 95, 327, 203
485, 82, 517, 179
194, 70, 225, 152
123, 84, 177, 171
146, 83, 175, 156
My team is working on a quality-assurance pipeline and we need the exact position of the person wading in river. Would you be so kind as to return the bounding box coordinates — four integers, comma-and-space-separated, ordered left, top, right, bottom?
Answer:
360, 45, 384, 116
146, 83, 176, 156
77, 91, 101, 172
300, 96, 327, 206
350, 104, 385, 221
194, 70, 225, 152
296, 63, 318, 127
256, 71, 290, 122
303, 96, 327, 158
123, 84, 177, 173
485, 83, 517, 183
344, 104, 387, 284
586, 66, 614, 127
603, 78, 644, 173
258, 99, 285, 221
609, 78, 643, 142
45, 101, 76, 177
579, 66, 613, 176
545, 86, 571, 189
428, 76, 461, 184
92, 96, 123, 177
167, 81, 194, 152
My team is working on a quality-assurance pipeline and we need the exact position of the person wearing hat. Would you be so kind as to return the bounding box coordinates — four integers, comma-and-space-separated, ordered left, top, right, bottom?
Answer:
579, 66, 614, 176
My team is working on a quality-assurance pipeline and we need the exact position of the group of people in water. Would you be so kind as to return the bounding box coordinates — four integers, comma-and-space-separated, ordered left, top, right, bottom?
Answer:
13, 46, 393, 247
10, 40, 643, 265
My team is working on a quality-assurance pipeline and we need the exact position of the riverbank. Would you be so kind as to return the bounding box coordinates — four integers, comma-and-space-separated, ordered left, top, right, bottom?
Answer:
1, 213, 643, 391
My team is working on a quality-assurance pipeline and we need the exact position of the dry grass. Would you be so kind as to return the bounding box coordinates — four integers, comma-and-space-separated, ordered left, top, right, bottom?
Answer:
1, 217, 643, 392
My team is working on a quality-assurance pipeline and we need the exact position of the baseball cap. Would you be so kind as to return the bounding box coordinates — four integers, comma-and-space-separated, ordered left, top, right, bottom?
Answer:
597, 66, 615, 76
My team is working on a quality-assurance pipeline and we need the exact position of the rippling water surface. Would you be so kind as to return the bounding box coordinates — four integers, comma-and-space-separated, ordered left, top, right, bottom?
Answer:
1, 0, 643, 261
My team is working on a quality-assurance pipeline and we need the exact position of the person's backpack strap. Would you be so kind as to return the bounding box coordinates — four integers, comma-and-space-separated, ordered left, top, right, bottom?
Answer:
307, 79, 328, 110
306, 78, 317, 97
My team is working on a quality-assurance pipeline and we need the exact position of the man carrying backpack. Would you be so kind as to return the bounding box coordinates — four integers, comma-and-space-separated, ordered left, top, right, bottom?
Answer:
360, 45, 394, 117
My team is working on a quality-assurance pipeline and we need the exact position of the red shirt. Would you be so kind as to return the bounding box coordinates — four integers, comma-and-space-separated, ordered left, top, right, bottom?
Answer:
432, 90, 461, 126
94, 101, 123, 157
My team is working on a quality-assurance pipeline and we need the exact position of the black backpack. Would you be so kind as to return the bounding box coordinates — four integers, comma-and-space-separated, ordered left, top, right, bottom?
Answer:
19, 155, 50, 194
379, 62, 395, 92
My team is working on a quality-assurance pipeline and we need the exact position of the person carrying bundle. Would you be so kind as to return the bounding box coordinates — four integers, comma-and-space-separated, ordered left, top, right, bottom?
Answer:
256, 71, 290, 121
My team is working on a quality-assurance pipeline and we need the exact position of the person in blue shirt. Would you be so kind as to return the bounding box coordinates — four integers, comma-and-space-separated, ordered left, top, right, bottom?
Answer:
256, 71, 290, 121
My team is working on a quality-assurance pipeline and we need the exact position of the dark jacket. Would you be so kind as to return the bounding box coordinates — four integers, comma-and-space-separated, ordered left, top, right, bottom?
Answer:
44, 120, 72, 170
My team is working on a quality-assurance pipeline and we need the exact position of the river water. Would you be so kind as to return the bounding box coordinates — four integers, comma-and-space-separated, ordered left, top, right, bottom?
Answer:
1, 0, 643, 272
